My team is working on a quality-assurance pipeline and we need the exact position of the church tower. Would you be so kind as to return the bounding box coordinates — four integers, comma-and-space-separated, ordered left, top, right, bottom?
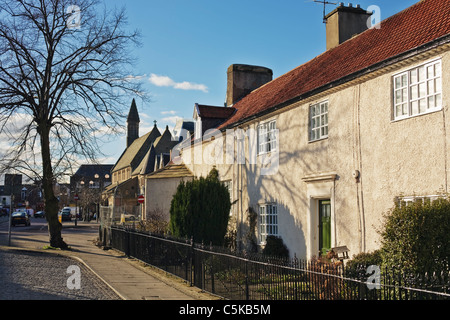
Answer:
126, 99, 140, 148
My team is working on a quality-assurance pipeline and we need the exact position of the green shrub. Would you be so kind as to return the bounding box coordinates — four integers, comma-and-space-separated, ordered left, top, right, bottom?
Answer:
379, 196, 450, 275
262, 236, 290, 259
344, 250, 382, 279
169, 168, 231, 246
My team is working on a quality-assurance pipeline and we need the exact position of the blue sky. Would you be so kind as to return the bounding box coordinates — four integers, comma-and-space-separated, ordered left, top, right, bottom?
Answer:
99, 0, 418, 163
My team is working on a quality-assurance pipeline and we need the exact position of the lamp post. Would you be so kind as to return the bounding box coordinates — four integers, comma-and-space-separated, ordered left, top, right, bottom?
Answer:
74, 193, 79, 227
8, 195, 14, 246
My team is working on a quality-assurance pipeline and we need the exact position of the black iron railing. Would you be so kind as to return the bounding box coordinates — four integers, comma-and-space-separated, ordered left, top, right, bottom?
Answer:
109, 227, 450, 300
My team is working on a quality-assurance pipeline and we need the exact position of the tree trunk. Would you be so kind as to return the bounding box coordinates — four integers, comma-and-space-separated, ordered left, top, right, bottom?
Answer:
40, 123, 68, 249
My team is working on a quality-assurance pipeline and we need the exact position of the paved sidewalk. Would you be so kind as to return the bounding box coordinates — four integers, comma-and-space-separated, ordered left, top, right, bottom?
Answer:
1, 221, 216, 301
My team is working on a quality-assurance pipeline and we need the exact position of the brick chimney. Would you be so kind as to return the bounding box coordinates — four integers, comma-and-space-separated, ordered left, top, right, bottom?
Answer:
226, 64, 273, 107
325, 3, 372, 50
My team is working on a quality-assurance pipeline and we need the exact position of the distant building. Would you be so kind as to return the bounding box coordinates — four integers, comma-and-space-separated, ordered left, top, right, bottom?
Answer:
0, 174, 43, 210
70, 164, 114, 218
103, 100, 193, 216
70, 164, 114, 193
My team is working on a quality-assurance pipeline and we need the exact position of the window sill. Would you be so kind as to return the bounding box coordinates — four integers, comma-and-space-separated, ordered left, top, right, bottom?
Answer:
257, 150, 278, 157
391, 106, 442, 123
308, 136, 328, 144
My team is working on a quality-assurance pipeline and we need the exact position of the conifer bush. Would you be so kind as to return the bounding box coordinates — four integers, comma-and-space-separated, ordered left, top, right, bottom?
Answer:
169, 168, 231, 246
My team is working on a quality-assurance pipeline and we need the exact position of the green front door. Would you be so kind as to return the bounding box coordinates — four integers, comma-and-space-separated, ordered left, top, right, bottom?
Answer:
319, 200, 331, 256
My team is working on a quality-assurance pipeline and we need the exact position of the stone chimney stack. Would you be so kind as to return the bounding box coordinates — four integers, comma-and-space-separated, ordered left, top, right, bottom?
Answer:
226, 64, 273, 107
325, 3, 372, 50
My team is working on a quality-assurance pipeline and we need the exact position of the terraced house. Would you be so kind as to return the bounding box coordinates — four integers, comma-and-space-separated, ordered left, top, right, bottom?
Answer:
170, 0, 450, 259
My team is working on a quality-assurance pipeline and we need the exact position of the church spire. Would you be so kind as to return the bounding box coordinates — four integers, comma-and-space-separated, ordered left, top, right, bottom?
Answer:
127, 99, 140, 148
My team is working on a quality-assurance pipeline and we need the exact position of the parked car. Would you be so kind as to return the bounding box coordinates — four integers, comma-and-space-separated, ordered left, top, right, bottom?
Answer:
34, 211, 45, 218
60, 208, 72, 221
11, 212, 31, 227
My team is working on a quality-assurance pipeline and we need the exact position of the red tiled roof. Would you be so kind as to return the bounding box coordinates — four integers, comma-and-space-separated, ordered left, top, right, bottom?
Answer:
197, 104, 236, 119
219, 0, 450, 129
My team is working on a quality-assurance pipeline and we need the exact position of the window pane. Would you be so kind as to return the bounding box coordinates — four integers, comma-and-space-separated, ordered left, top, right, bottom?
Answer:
411, 101, 419, 115
428, 96, 435, 109
402, 88, 408, 101
418, 66, 426, 82
435, 63, 441, 77
395, 90, 403, 104
410, 69, 418, 84
436, 94, 442, 106
419, 83, 426, 97
427, 65, 434, 78
402, 103, 408, 115
396, 105, 402, 118
410, 85, 418, 100
310, 130, 315, 141
419, 99, 427, 113
427, 80, 435, 95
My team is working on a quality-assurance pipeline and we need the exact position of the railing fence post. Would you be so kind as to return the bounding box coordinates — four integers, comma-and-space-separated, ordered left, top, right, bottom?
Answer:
190, 236, 194, 287
245, 259, 249, 300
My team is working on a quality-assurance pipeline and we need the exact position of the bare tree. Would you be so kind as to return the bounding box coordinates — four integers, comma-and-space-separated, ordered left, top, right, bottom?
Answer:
0, 0, 144, 248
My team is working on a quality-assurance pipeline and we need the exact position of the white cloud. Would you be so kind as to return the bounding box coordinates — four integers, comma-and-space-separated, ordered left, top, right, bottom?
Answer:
124, 74, 147, 81
148, 73, 208, 93
161, 116, 183, 124
161, 110, 177, 115
174, 81, 208, 92
149, 74, 175, 87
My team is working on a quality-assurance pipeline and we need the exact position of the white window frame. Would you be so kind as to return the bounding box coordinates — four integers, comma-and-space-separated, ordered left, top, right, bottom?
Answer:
309, 101, 329, 142
258, 203, 278, 244
398, 194, 443, 206
393, 58, 442, 121
257, 120, 277, 155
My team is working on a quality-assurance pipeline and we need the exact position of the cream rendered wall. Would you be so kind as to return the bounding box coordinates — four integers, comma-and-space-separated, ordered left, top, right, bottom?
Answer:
144, 176, 193, 221
358, 50, 450, 253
